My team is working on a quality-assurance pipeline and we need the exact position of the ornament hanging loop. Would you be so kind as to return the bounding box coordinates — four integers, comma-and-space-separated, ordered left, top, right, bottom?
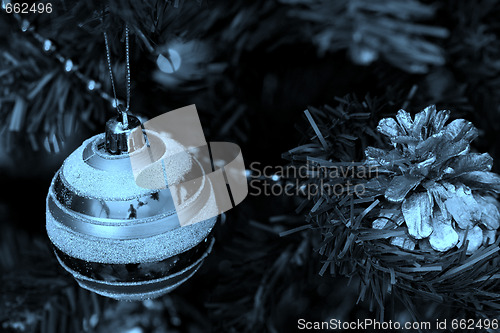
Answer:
103, 23, 132, 116
105, 111, 141, 155
124, 24, 131, 114
117, 104, 129, 128
103, 23, 137, 154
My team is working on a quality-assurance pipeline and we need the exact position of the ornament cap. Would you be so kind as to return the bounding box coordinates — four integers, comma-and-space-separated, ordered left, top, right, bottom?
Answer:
105, 112, 141, 155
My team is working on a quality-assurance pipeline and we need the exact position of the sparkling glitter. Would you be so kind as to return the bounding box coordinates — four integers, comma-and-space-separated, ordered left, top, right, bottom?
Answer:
46, 213, 216, 264
62, 134, 191, 200
46, 133, 216, 264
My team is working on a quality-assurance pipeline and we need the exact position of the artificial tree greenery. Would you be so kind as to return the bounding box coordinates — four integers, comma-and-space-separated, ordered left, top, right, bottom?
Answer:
2, 0, 500, 331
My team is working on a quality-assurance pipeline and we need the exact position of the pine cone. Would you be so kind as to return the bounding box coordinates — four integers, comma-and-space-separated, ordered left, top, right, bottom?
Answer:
366, 105, 500, 253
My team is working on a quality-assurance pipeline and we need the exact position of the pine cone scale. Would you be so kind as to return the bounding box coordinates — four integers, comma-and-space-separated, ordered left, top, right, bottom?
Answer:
366, 106, 500, 253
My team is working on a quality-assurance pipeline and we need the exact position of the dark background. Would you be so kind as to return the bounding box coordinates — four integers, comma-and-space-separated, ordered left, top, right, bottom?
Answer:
1, 0, 500, 332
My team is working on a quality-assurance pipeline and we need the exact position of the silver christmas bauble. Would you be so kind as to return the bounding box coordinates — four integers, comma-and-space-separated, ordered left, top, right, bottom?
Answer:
46, 119, 217, 301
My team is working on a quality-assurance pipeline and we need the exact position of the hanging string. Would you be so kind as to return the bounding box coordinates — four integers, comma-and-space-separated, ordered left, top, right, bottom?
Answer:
104, 24, 148, 147
103, 24, 131, 127
125, 24, 131, 114
103, 31, 119, 115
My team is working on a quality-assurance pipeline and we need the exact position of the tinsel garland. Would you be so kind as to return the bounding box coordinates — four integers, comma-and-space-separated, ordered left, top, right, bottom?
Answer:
3, 0, 500, 160
284, 96, 500, 321
280, 0, 448, 72
0, 222, 104, 333
0, 0, 471, 154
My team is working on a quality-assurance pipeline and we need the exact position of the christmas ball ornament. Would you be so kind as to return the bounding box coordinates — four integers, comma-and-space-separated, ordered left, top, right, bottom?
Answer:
46, 114, 218, 300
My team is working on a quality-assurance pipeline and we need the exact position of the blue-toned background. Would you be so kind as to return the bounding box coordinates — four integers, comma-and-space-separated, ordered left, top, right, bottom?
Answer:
2, 0, 500, 332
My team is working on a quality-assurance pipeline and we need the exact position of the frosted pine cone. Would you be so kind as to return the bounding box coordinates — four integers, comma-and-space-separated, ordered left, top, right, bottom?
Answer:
366, 105, 500, 253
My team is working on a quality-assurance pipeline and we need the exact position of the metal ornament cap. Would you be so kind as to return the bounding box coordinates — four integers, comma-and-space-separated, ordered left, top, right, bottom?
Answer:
105, 113, 141, 155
